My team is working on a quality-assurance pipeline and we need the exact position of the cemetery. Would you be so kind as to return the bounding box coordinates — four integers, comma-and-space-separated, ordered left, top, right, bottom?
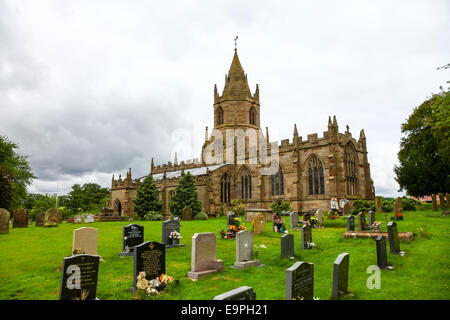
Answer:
0, 207, 449, 300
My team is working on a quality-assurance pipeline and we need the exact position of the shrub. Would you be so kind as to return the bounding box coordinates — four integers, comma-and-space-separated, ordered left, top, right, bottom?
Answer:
402, 198, 418, 211
193, 212, 208, 220
148, 213, 163, 221
270, 201, 293, 214
381, 200, 394, 213
230, 199, 245, 215
134, 174, 162, 219
169, 172, 202, 218
350, 200, 375, 215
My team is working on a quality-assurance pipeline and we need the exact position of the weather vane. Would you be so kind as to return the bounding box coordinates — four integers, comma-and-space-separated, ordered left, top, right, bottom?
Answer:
234, 35, 239, 50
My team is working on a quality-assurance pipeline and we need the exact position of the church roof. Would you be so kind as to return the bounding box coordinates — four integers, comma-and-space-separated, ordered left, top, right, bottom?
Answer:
150, 162, 229, 181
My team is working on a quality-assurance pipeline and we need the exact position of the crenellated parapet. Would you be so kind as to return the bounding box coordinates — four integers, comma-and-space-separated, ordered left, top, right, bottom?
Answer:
111, 168, 142, 190
152, 158, 203, 174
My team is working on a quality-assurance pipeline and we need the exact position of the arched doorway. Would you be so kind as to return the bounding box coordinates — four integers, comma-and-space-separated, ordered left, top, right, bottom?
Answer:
114, 199, 122, 215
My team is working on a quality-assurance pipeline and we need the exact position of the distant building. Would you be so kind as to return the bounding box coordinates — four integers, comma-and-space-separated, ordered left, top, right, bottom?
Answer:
109, 48, 375, 218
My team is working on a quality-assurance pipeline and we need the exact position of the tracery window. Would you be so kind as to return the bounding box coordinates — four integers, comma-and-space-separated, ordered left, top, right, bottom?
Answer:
307, 156, 325, 195
344, 143, 358, 195
220, 173, 231, 203
271, 166, 285, 196
240, 167, 252, 199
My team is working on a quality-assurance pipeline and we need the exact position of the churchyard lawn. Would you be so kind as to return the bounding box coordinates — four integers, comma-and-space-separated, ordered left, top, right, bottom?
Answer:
0, 210, 448, 300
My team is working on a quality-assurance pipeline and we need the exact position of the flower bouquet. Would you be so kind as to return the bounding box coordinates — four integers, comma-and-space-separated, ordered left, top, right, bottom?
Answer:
136, 272, 174, 297
169, 230, 182, 245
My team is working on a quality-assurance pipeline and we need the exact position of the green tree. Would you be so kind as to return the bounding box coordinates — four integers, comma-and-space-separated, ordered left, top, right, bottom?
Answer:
65, 183, 110, 215
0, 135, 36, 211
169, 172, 202, 218
133, 174, 162, 219
394, 90, 450, 196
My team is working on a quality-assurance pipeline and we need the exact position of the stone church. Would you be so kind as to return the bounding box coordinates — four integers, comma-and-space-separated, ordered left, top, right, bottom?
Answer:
109, 48, 375, 218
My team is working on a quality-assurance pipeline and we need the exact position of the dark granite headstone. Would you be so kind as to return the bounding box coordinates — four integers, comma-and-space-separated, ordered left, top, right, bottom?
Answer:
131, 241, 165, 292
213, 286, 256, 300
59, 254, 100, 300
12, 209, 29, 228
285, 261, 314, 300
387, 221, 401, 254
346, 215, 355, 232
35, 213, 45, 227
162, 218, 185, 248
281, 234, 294, 258
332, 253, 349, 299
376, 235, 388, 269
120, 224, 144, 257
301, 225, 312, 250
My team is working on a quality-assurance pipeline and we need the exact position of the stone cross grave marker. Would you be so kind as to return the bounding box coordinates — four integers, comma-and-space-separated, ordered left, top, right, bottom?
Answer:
252, 213, 266, 235
368, 211, 376, 228
0, 208, 10, 234
301, 225, 312, 250
162, 218, 185, 248
120, 224, 144, 257
12, 209, 29, 228
73, 227, 98, 255
131, 241, 165, 293
59, 254, 100, 300
281, 233, 294, 259
233, 230, 261, 268
187, 233, 224, 280
332, 252, 350, 299
290, 211, 300, 229
346, 215, 355, 232
285, 261, 314, 300
182, 206, 192, 221
214, 286, 256, 300
387, 221, 404, 255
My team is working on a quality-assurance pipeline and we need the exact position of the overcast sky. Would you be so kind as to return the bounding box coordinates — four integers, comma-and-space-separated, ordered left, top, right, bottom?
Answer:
0, 0, 449, 197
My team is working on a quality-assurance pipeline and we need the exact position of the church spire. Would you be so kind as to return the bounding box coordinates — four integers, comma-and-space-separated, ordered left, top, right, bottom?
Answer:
220, 48, 252, 100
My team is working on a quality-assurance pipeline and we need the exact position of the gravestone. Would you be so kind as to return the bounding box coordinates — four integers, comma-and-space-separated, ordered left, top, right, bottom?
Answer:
375, 235, 389, 269
346, 215, 355, 232
187, 233, 224, 280
162, 218, 185, 248
233, 230, 260, 268
252, 213, 266, 235
35, 212, 45, 227
182, 206, 192, 221
290, 211, 300, 229
387, 221, 403, 255
0, 208, 10, 234
301, 225, 312, 250
72, 227, 98, 255
120, 224, 144, 257
332, 253, 350, 299
342, 202, 352, 216
316, 210, 325, 225
59, 254, 100, 300
281, 234, 294, 259
357, 212, 368, 231
375, 196, 382, 213
285, 261, 314, 300
12, 209, 29, 228
44, 208, 60, 227
214, 286, 256, 300
74, 215, 83, 224
131, 241, 165, 292
439, 193, 446, 210
431, 194, 437, 211
84, 214, 95, 223
368, 211, 375, 228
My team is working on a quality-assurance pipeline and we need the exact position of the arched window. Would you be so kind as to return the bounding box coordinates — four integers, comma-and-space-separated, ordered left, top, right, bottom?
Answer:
344, 143, 358, 195
220, 173, 231, 203
217, 107, 224, 125
249, 107, 256, 125
240, 167, 252, 199
169, 190, 175, 201
307, 156, 325, 195
271, 166, 284, 196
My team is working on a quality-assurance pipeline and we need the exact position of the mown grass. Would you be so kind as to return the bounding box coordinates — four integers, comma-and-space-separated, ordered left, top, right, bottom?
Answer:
0, 210, 449, 300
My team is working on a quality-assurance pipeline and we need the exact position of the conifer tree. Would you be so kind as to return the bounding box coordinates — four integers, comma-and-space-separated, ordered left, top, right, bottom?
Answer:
169, 172, 202, 217
134, 174, 162, 219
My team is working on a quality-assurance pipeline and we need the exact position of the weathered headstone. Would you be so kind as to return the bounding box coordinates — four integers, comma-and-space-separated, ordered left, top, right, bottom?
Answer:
431, 194, 437, 211
290, 211, 300, 229
357, 212, 367, 231
84, 214, 95, 223
375, 235, 388, 269
252, 213, 266, 235
0, 208, 10, 234
346, 215, 355, 232
59, 254, 100, 300
182, 206, 192, 221
375, 196, 382, 213
162, 218, 185, 248
285, 261, 314, 300
44, 208, 61, 227
35, 212, 45, 227
214, 286, 256, 300
281, 234, 294, 259
187, 233, 224, 280
316, 210, 325, 225
343, 202, 352, 216
12, 209, 29, 228
368, 211, 375, 228
301, 225, 312, 250
233, 230, 260, 268
439, 193, 446, 210
131, 241, 165, 293
72, 227, 98, 255
120, 224, 144, 257
74, 215, 83, 224
332, 253, 350, 299
387, 221, 402, 255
